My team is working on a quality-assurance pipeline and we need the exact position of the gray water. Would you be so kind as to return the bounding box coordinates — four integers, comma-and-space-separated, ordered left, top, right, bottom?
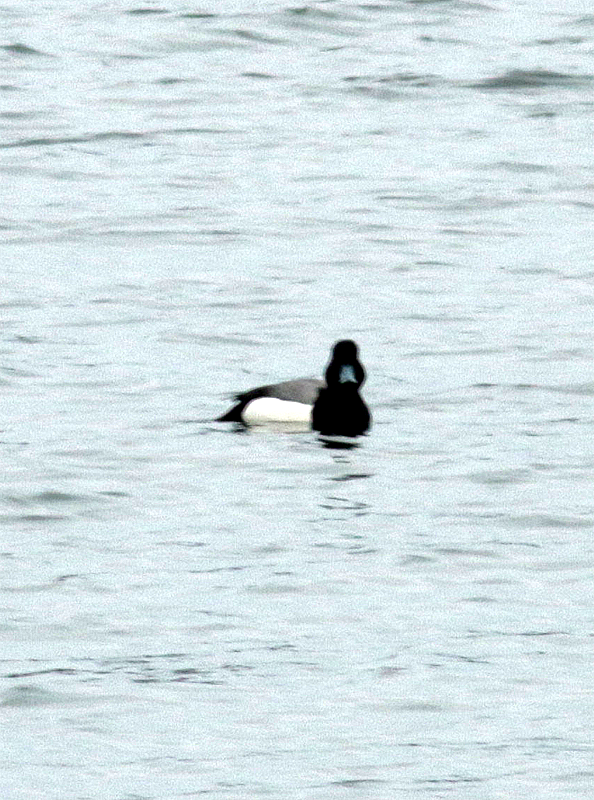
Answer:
2, 1, 594, 798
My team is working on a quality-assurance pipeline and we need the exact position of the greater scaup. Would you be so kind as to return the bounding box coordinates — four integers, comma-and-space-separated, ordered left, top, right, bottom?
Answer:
218, 339, 370, 436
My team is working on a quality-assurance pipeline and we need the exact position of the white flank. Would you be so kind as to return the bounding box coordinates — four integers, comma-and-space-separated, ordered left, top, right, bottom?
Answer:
242, 397, 313, 426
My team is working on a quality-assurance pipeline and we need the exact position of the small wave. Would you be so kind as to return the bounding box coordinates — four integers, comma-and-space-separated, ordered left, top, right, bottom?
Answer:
469, 69, 591, 90
178, 12, 217, 19
466, 468, 532, 486
509, 382, 594, 396
0, 513, 67, 523
224, 28, 287, 45
571, 14, 594, 27
330, 780, 388, 789
1, 43, 53, 57
492, 160, 553, 173
529, 36, 584, 46
0, 131, 145, 149
1, 686, 69, 707
343, 72, 441, 99
3, 490, 84, 506
126, 7, 168, 14
501, 514, 594, 530
344, 72, 439, 87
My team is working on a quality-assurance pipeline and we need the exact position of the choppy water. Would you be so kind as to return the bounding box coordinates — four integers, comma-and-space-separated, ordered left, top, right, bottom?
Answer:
2, 1, 594, 798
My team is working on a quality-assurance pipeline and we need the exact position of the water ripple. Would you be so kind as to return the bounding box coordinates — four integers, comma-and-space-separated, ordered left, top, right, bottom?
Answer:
470, 69, 592, 89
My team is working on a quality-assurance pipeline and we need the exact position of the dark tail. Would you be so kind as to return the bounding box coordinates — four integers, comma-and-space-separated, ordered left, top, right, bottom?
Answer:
217, 403, 244, 423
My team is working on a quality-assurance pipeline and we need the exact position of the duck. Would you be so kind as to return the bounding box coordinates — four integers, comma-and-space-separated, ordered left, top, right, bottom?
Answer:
218, 339, 371, 436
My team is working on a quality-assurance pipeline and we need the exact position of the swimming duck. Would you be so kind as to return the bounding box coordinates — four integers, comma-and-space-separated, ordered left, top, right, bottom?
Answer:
218, 340, 370, 436
218, 339, 371, 436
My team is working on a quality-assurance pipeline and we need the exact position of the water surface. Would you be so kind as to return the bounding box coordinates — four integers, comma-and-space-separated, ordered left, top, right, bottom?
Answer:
2, 1, 594, 798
